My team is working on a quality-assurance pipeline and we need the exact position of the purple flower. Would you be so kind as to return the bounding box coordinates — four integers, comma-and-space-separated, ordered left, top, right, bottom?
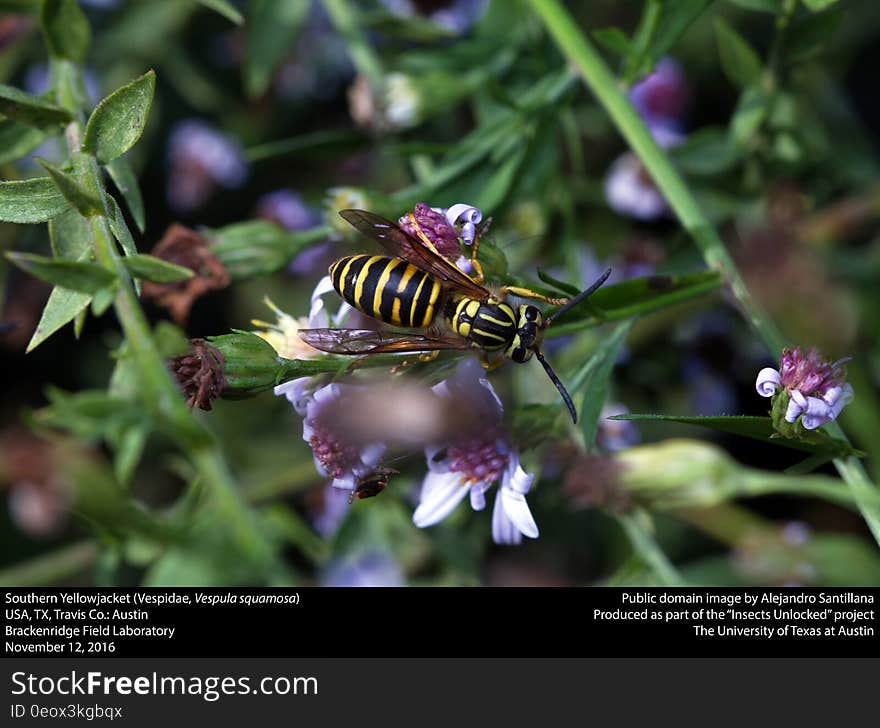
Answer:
380, 0, 487, 36
629, 58, 689, 134
321, 551, 404, 586
756, 347, 853, 430
255, 190, 319, 232
309, 483, 352, 538
412, 359, 538, 545
166, 120, 247, 212
604, 127, 683, 221
399, 202, 461, 258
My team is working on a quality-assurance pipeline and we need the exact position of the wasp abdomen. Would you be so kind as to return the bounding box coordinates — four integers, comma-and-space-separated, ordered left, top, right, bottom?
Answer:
330, 254, 441, 328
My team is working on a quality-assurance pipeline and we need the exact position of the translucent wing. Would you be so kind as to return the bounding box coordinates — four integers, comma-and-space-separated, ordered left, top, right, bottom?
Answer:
339, 208, 491, 302
299, 328, 472, 356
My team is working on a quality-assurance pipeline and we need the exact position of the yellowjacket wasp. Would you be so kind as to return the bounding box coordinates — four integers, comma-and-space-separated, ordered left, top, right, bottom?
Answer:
298, 209, 611, 423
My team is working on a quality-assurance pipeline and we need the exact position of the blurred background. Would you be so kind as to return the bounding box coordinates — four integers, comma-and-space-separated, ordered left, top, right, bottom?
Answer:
1, 0, 880, 586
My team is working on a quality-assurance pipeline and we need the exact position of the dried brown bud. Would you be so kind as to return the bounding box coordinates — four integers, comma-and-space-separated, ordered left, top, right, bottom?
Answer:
141, 224, 230, 325
170, 339, 227, 410
563, 454, 631, 514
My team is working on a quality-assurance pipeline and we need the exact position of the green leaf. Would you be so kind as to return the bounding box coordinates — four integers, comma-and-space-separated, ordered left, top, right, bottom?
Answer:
0, 177, 68, 223
0, 84, 72, 130
610, 414, 864, 458
726, 0, 782, 11
49, 207, 91, 260
105, 156, 145, 232
546, 270, 723, 332
121, 254, 194, 283
569, 321, 632, 440
729, 85, 769, 147
90, 285, 117, 316
82, 71, 156, 164
714, 17, 763, 88
106, 197, 138, 258
787, 6, 844, 63
0, 0, 41, 12
801, 0, 838, 10
6, 252, 115, 293
197, 0, 244, 25
670, 126, 742, 175
112, 422, 149, 486
244, 0, 309, 97
592, 27, 632, 57
37, 158, 102, 217
26, 286, 92, 352
0, 121, 45, 165
634, 0, 714, 79
617, 510, 685, 586
40, 0, 90, 63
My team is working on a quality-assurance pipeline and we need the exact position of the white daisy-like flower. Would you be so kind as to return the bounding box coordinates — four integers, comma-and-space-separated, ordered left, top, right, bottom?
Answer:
412, 359, 539, 545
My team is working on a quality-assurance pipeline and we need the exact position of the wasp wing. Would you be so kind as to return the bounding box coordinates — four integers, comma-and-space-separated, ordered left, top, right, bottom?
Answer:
339, 208, 491, 302
299, 328, 472, 356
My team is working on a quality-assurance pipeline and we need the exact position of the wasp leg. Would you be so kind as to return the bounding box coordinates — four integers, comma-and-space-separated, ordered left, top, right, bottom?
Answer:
480, 354, 505, 372
390, 350, 440, 374
468, 235, 485, 284
500, 285, 568, 306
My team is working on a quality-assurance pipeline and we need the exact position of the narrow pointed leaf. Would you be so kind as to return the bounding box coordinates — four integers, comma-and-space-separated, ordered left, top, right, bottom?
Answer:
26, 286, 92, 352
714, 17, 762, 88
0, 177, 68, 223
570, 321, 632, 444
37, 158, 102, 216
0, 121, 45, 165
198, 0, 244, 25
121, 254, 194, 283
49, 208, 92, 260
6, 252, 115, 293
0, 84, 72, 130
40, 0, 90, 63
610, 413, 864, 458
82, 71, 156, 164
105, 156, 145, 232
244, 0, 309, 96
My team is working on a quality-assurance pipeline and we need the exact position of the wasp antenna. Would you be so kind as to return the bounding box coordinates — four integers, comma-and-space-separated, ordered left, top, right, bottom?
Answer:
545, 268, 612, 326
535, 349, 577, 424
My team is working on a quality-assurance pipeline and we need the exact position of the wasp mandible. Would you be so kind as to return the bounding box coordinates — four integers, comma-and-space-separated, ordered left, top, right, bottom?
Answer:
298, 209, 611, 423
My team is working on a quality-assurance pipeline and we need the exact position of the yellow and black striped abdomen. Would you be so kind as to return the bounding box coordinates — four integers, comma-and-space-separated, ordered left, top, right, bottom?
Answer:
329, 255, 441, 328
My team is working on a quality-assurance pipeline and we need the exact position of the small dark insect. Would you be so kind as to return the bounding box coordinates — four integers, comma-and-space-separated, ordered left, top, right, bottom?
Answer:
300, 209, 612, 423
349, 467, 400, 503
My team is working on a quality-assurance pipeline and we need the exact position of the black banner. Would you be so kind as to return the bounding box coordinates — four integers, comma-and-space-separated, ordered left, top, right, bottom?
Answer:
3, 587, 877, 658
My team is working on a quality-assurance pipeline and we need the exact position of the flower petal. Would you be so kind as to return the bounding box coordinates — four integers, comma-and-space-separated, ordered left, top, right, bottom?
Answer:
308, 275, 336, 328
491, 490, 522, 546
755, 367, 781, 397
413, 471, 469, 528
498, 486, 539, 540
274, 376, 313, 416
470, 481, 490, 511
800, 396, 831, 430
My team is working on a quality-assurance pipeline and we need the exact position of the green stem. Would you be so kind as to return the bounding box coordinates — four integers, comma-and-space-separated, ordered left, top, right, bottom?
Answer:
321, 0, 384, 86
0, 541, 98, 586
617, 510, 685, 586
53, 61, 286, 580
527, 0, 880, 548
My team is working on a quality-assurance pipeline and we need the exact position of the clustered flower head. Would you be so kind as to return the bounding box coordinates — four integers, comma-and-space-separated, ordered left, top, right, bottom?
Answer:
398, 202, 483, 260
756, 347, 854, 430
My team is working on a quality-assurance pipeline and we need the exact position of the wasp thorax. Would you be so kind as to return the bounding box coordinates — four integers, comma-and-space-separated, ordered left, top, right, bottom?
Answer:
444, 435, 509, 485
507, 304, 544, 362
